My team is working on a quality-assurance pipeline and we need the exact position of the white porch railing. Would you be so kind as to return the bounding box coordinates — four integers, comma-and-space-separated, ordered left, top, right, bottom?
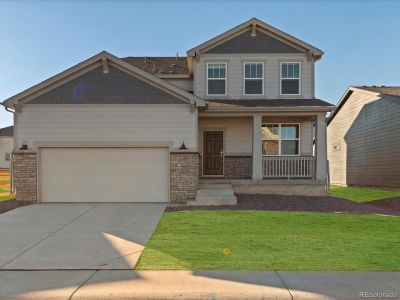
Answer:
262, 156, 316, 178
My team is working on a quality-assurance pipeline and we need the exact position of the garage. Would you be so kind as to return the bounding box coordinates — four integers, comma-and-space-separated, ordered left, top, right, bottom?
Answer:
39, 147, 169, 203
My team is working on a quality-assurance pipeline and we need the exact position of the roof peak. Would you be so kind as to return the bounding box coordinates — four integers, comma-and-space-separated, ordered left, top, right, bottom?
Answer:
187, 17, 323, 58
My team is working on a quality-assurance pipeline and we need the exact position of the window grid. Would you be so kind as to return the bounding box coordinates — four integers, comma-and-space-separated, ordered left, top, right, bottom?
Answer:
262, 124, 300, 156
280, 62, 301, 95
244, 62, 264, 95
207, 63, 227, 96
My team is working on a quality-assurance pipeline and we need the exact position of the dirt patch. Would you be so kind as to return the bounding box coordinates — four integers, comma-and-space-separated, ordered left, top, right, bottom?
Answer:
0, 199, 33, 214
167, 194, 399, 216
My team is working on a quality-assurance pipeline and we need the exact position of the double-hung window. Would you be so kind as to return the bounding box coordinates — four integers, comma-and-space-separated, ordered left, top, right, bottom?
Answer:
244, 62, 263, 95
207, 63, 227, 95
262, 124, 300, 156
281, 62, 300, 95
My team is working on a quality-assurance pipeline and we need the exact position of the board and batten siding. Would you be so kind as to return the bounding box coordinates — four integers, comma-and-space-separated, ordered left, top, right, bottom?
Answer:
198, 117, 313, 156
16, 104, 197, 151
327, 90, 400, 187
194, 53, 314, 100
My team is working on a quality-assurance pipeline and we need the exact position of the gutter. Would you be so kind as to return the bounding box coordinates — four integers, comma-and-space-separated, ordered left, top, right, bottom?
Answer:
1, 101, 15, 113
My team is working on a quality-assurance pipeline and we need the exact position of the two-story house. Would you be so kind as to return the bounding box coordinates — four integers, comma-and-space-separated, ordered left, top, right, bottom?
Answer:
2, 18, 334, 205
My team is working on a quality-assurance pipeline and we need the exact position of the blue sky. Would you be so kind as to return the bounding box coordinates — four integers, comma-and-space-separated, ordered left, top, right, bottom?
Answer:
1, 0, 399, 128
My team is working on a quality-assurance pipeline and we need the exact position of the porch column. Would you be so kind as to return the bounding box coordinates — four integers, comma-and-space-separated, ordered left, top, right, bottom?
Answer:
252, 115, 263, 180
315, 113, 328, 181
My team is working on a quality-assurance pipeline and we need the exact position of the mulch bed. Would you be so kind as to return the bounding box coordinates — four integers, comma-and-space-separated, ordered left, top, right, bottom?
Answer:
167, 194, 400, 216
0, 199, 33, 214
366, 197, 400, 213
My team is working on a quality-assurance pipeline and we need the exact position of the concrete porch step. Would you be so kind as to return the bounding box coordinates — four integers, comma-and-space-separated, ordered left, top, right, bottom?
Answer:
196, 189, 235, 197
187, 196, 237, 206
198, 183, 233, 190
189, 183, 237, 206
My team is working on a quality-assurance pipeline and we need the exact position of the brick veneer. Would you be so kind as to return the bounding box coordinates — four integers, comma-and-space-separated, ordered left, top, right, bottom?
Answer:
12, 150, 37, 202
170, 152, 199, 203
224, 156, 252, 179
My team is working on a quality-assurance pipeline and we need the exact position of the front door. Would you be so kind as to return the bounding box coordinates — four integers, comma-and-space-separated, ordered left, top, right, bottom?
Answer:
203, 131, 224, 176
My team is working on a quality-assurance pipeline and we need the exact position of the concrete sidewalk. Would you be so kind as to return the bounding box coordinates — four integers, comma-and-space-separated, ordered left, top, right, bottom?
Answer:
0, 270, 399, 300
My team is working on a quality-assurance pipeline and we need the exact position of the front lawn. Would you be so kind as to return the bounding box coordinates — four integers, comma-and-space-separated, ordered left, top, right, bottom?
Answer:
330, 185, 400, 202
137, 211, 400, 271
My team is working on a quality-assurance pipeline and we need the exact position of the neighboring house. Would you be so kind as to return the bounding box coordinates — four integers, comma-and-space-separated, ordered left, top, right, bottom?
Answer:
0, 126, 13, 169
328, 86, 400, 188
1, 18, 333, 203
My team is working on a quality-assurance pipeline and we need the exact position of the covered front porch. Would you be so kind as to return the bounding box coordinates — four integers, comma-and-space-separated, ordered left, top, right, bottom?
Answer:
198, 112, 328, 185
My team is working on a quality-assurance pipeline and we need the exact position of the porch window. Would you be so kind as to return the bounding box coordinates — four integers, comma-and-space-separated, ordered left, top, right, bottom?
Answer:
262, 124, 300, 156
207, 63, 227, 95
280, 62, 300, 95
244, 63, 263, 95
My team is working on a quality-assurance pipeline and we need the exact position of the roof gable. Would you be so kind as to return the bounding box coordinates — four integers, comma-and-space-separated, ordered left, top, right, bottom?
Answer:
205, 30, 302, 54
29, 66, 185, 105
328, 86, 400, 125
187, 18, 323, 59
2, 51, 206, 108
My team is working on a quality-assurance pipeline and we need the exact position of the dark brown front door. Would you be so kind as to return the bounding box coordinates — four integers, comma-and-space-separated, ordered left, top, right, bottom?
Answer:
203, 131, 223, 176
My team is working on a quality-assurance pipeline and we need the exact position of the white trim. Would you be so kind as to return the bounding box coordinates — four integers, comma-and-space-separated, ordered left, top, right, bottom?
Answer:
206, 62, 227, 96
243, 62, 264, 96
262, 123, 301, 156
280, 62, 301, 96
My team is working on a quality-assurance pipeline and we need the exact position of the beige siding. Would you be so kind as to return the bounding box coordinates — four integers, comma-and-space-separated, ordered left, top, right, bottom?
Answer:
328, 90, 400, 187
194, 53, 314, 99
199, 117, 313, 156
199, 117, 253, 155
16, 104, 197, 151
0, 137, 13, 168
165, 78, 193, 91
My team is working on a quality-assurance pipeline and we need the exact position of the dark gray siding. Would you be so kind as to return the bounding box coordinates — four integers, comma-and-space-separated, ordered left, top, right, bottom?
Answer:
344, 96, 400, 188
205, 31, 302, 54
29, 66, 184, 104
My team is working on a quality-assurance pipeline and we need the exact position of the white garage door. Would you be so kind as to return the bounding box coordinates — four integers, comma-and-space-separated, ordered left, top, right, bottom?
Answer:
40, 148, 169, 203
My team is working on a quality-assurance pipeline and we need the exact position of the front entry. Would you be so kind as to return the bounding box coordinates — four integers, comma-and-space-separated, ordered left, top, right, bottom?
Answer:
203, 131, 224, 176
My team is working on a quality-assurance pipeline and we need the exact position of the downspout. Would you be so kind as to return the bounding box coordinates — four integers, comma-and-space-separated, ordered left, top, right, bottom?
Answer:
1, 102, 16, 192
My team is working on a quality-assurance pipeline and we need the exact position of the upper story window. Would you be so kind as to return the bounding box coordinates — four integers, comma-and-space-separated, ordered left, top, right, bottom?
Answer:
207, 63, 227, 95
244, 63, 263, 95
262, 124, 300, 156
281, 62, 300, 95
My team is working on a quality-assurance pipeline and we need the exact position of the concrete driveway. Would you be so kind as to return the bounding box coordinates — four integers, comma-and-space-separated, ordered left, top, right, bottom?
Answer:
0, 203, 166, 269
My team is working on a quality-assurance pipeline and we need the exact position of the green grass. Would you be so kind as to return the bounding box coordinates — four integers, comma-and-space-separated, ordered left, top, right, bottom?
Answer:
137, 210, 400, 271
330, 185, 400, 202
0, 172, 15, 201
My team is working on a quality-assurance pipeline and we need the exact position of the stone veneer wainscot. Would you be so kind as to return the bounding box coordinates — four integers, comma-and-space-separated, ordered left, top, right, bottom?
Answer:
12, 150, 37, 202
170, 152, 199, 203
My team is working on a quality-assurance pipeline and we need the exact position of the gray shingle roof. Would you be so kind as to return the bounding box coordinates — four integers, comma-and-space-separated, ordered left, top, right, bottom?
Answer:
122, 57, 189, 76
355, 86, 400, 97
207, 99, 334, 108
0, 126, 13, 137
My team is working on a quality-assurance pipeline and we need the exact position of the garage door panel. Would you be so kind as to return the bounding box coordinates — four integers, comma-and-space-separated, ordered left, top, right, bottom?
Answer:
40, 148, 169, 203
